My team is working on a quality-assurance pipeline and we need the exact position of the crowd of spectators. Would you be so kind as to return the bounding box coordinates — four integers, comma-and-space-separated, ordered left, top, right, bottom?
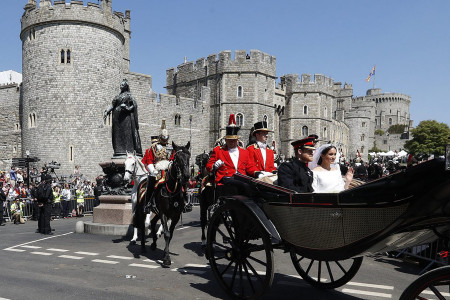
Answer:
1, 165, 101, 226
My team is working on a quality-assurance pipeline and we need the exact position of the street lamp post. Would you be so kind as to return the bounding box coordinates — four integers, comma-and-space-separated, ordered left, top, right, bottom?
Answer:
25, 150, 30, 187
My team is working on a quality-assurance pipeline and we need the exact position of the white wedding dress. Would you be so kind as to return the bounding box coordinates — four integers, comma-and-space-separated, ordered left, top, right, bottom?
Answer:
312, 166, 345, 193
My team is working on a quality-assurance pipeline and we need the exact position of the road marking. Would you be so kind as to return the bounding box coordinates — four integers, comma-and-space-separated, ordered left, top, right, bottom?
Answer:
129, 263, 159, 269
171, 268, 206, 275
47, 248, 69, 252
422, 290, 450, 297
75, 252, 99, 256
347, 281, 394, 290
59, 255, 84, 260
185, 264, 209, 268
142, 259, 160, 263
92, 259, 119, 264
3, 248, 26, 252
342, 288, 392, 298
0, 297, 12, 300
21, 245, 41, 249
6, 232, 73, 250
107, 255, 134, 260
31, 252, 53, 256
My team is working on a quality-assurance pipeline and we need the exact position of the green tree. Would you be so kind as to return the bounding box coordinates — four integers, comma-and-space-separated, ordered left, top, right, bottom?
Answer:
387, 124, 406, 134
404, 120, 450, 155
374, 129, 385, 136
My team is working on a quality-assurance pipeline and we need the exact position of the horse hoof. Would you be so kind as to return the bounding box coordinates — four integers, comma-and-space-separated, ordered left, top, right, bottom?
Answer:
130, 240, 136, 245
150, 243, 156, 251
163, 259, 171, 267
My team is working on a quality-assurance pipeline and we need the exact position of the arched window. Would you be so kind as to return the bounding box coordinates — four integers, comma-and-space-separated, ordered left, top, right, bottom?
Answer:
28, 113, 36, 128
69, 145, 74, 162
389, 118, 393, 125
361, 146, 365, 154
324, 107, 327, 118
303, 106, 308, 115
66, 49, 71, 64
61, 50, 65, 64
263, 115, 268, 123
236, 113, 244, 127
174, 114, 181, 126
237, 86, 243, 98
33, 113, 36, 127
323, 127, 327, 138
375, 119, 378, 126
302, 126, 308, 137
361, 134, 365, 142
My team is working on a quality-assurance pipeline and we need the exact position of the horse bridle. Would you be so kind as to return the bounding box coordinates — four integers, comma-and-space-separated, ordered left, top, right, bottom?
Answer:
168, 150, 186, 182
125, 156, 138, 178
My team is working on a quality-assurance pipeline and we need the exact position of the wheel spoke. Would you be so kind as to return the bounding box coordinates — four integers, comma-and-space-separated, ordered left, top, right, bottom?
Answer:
248, 255, 267, 267
297, 255, 305, 264
335, 260, 347, 274
318, 261, 322, 282
429, 285, 446, 300
326, 261, 335, 282
244, 258, 264, 284
239, 263, 244, 296
242, 260, 256, 293
247, 244, 266, 253
220, 213, 236, 242
220, 259, 235, 276
305, 259, 315, 276
229, 260, 239, 290
216, 227, 236, 249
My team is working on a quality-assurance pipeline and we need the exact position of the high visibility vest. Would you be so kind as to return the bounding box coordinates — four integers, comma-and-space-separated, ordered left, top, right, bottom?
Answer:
53, 192, 61, 203
76, 190, 84, 203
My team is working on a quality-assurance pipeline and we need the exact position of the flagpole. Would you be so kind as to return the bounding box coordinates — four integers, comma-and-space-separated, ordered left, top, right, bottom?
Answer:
373, 65, 376, 89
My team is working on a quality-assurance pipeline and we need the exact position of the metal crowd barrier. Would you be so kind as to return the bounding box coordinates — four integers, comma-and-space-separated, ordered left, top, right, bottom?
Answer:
394, 238, 450, 274
187, 188, 200, 206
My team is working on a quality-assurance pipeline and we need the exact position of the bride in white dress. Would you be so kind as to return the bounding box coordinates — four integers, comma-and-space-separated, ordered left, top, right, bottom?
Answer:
310, 144, 354, 193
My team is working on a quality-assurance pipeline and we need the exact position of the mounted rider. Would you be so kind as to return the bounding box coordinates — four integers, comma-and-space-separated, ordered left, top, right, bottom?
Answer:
247, 120, 277, 183
206, 114, 258, 198
142, 120, 174, 204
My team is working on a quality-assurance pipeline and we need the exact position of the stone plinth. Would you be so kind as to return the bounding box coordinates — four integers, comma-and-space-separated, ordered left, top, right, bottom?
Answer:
93, 195, 132, 225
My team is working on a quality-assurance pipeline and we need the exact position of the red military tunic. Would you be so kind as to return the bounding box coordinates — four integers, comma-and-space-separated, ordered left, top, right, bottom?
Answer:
141, 143, 174, 171
246, 143, 276, 173
206, 146, 258, 184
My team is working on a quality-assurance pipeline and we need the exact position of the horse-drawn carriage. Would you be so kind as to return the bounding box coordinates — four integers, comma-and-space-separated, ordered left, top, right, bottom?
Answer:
204, 156, 450, 299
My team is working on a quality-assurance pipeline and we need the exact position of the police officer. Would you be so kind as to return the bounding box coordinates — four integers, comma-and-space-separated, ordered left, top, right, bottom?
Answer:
277, 137, 316, 193
37, 174, 53, 234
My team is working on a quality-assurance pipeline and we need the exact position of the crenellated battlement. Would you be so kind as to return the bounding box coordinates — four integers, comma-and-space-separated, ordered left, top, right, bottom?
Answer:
283, 73, 353, 97
166, 49, 276, 87
20, 0, 130, 42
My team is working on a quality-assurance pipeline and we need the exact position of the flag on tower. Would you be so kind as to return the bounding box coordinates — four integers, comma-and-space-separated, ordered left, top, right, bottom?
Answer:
366, 65, 376, 82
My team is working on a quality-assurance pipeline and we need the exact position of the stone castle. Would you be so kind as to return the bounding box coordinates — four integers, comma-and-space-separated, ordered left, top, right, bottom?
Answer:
0, 0, 412, 179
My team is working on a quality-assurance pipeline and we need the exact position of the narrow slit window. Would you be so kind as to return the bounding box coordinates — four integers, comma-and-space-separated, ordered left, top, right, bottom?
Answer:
61, 50, 65, 64
66, 50, 71, 64
69, 146, 74, 162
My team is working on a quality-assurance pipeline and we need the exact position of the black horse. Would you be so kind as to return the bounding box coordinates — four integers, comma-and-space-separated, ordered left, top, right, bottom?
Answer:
195, 152, 217, 247
147, 141, 191, 266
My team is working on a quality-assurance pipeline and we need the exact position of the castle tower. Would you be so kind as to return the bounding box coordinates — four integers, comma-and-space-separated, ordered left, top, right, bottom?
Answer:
166, 50, 277, 147
281, 74, 350, 157
20, 0, 131, 178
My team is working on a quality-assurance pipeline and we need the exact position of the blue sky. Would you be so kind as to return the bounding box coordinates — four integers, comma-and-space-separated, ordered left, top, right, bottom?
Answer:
1, 0, 449, 126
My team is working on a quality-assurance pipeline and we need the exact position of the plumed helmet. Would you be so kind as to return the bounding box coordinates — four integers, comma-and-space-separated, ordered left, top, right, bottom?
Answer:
159, 119, 169, 142
224, 114, 240, 139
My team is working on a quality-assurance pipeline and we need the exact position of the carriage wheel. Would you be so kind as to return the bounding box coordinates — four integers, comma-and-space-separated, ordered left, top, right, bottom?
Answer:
290, 248, 363, 289
400, 266, 450, 300
206, 202, 274, 300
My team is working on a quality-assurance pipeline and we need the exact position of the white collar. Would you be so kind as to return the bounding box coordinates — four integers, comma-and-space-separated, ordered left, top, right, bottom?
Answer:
257, 141, 267, 149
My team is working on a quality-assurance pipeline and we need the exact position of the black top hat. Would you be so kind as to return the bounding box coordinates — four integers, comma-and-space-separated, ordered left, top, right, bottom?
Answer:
291, 137, 316, 150
224, 114, 240, 139
252, 121, 273, 136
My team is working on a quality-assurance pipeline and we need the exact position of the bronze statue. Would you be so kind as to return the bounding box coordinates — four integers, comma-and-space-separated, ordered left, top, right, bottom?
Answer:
104, 79, 143, 157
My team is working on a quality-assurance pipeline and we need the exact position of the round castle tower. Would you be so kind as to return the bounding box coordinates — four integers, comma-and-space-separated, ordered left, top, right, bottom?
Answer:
20, 0, 131, 179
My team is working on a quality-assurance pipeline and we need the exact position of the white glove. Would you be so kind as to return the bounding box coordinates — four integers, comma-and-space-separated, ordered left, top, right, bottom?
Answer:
147, 164, 158, 176
156, 144, 163, 151
213, 159, 224, 170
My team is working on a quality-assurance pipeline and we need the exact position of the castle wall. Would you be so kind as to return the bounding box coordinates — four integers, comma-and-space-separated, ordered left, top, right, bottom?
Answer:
0, 84, 22, 170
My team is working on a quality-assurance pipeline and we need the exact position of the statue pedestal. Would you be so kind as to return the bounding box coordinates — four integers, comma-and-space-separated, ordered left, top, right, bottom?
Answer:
83, 159, 134, 236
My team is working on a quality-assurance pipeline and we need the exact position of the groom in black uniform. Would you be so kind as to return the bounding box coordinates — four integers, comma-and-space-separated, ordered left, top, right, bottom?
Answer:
277, 137, 316, 193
